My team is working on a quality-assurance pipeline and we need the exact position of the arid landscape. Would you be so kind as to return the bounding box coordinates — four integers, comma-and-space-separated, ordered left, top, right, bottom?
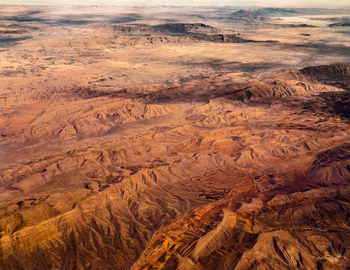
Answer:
1, 4, 350, 270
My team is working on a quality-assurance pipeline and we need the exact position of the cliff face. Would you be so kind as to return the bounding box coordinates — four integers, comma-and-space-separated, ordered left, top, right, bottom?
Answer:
0, 64, 349, 270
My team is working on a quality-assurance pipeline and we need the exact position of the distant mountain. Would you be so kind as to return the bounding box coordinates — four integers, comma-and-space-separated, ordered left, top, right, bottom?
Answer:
263, 8, 298, 14
230, 8, 298, 23
329, 21, 350, 27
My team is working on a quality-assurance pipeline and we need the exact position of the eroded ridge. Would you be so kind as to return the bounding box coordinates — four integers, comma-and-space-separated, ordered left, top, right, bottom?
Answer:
0, 63, 350, 269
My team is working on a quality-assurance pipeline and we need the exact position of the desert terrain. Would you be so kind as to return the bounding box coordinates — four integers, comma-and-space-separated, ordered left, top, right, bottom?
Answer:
0, 5, 350, 270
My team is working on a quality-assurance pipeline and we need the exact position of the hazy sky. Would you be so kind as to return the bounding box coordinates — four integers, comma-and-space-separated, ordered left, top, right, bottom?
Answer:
0, 0, 348, 8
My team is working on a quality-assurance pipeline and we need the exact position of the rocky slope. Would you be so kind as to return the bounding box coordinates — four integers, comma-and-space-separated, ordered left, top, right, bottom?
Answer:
0, 64, 349, 269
